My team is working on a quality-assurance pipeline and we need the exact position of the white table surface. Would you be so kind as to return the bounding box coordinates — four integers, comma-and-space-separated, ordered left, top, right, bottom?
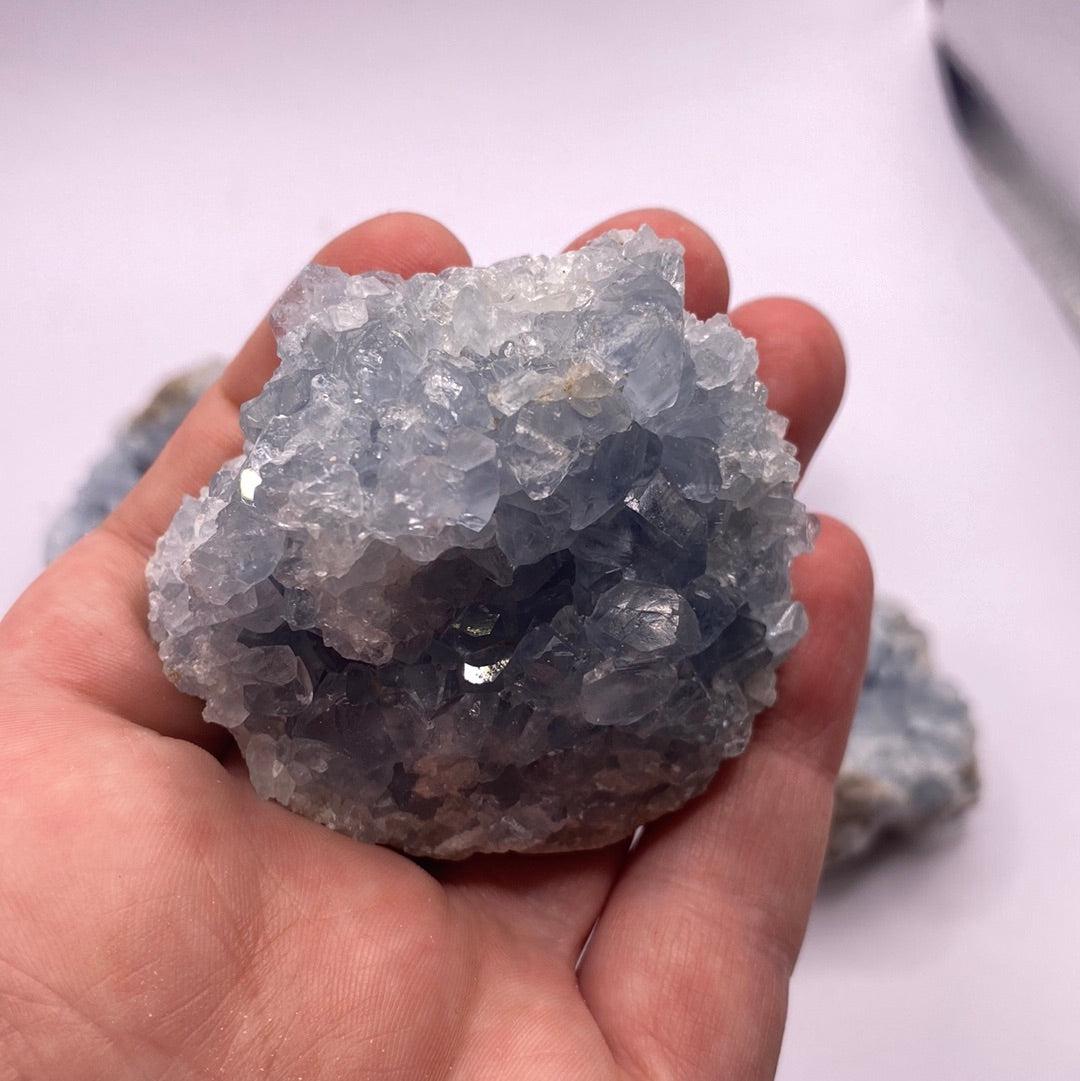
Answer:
4, 2, 1078, 1077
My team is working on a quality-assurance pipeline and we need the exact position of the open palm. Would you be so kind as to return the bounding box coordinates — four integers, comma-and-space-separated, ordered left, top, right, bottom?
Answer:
0, 210, 871, 1081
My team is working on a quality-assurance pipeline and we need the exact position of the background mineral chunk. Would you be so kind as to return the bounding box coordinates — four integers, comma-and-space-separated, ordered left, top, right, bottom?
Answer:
142, 228, 813, 857
827, 599, 979, 865
44, 362, 222, 562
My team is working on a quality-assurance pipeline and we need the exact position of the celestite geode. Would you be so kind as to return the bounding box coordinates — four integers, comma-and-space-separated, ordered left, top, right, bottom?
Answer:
146, 228, 814, 857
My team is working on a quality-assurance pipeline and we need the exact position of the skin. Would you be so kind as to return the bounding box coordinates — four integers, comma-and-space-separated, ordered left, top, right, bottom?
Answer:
0, 209, 872, 1081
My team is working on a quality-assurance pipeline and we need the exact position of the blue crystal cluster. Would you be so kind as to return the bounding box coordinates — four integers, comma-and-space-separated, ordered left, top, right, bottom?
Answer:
146, 229, 813, 857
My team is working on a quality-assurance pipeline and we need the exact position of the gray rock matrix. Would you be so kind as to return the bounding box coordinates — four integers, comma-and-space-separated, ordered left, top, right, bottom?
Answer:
828, 600, 978, 865
145, 228, 814, 857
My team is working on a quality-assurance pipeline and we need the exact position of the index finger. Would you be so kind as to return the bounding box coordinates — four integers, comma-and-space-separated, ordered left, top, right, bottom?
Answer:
106, 213, 471, 561
567, 206, 731, 319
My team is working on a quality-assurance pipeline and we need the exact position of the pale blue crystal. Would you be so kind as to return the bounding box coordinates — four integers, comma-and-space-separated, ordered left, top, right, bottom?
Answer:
141, 228, 813, 857
828, 600, 979, 865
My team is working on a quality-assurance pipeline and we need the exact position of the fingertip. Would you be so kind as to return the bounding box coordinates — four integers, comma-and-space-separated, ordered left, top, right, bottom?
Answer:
221, 213, 470, 409
311, 211, 472, 277
765, 515, 874, 772
792, 515, 874, 640
730, 297, 847, 469
566, 207, 730, 319
797, 514, 874, 605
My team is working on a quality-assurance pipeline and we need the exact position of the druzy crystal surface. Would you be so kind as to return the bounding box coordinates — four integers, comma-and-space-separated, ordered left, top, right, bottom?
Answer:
146, 228, 813, 857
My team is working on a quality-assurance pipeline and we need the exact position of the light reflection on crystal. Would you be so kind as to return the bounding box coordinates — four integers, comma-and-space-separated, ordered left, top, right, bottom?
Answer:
462, 658, 511, 685
239, 467, 262, 504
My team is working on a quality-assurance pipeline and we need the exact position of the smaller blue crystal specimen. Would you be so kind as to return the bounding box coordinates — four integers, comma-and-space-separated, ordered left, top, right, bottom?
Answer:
45, 364, 221, 561
828, 600, 979, 865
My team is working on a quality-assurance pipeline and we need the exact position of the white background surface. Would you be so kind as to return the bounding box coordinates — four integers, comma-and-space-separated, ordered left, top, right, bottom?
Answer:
3, 1, 1079, 1077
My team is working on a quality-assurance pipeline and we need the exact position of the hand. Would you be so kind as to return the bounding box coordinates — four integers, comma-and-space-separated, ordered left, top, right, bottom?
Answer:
0, 210, 872, 1081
